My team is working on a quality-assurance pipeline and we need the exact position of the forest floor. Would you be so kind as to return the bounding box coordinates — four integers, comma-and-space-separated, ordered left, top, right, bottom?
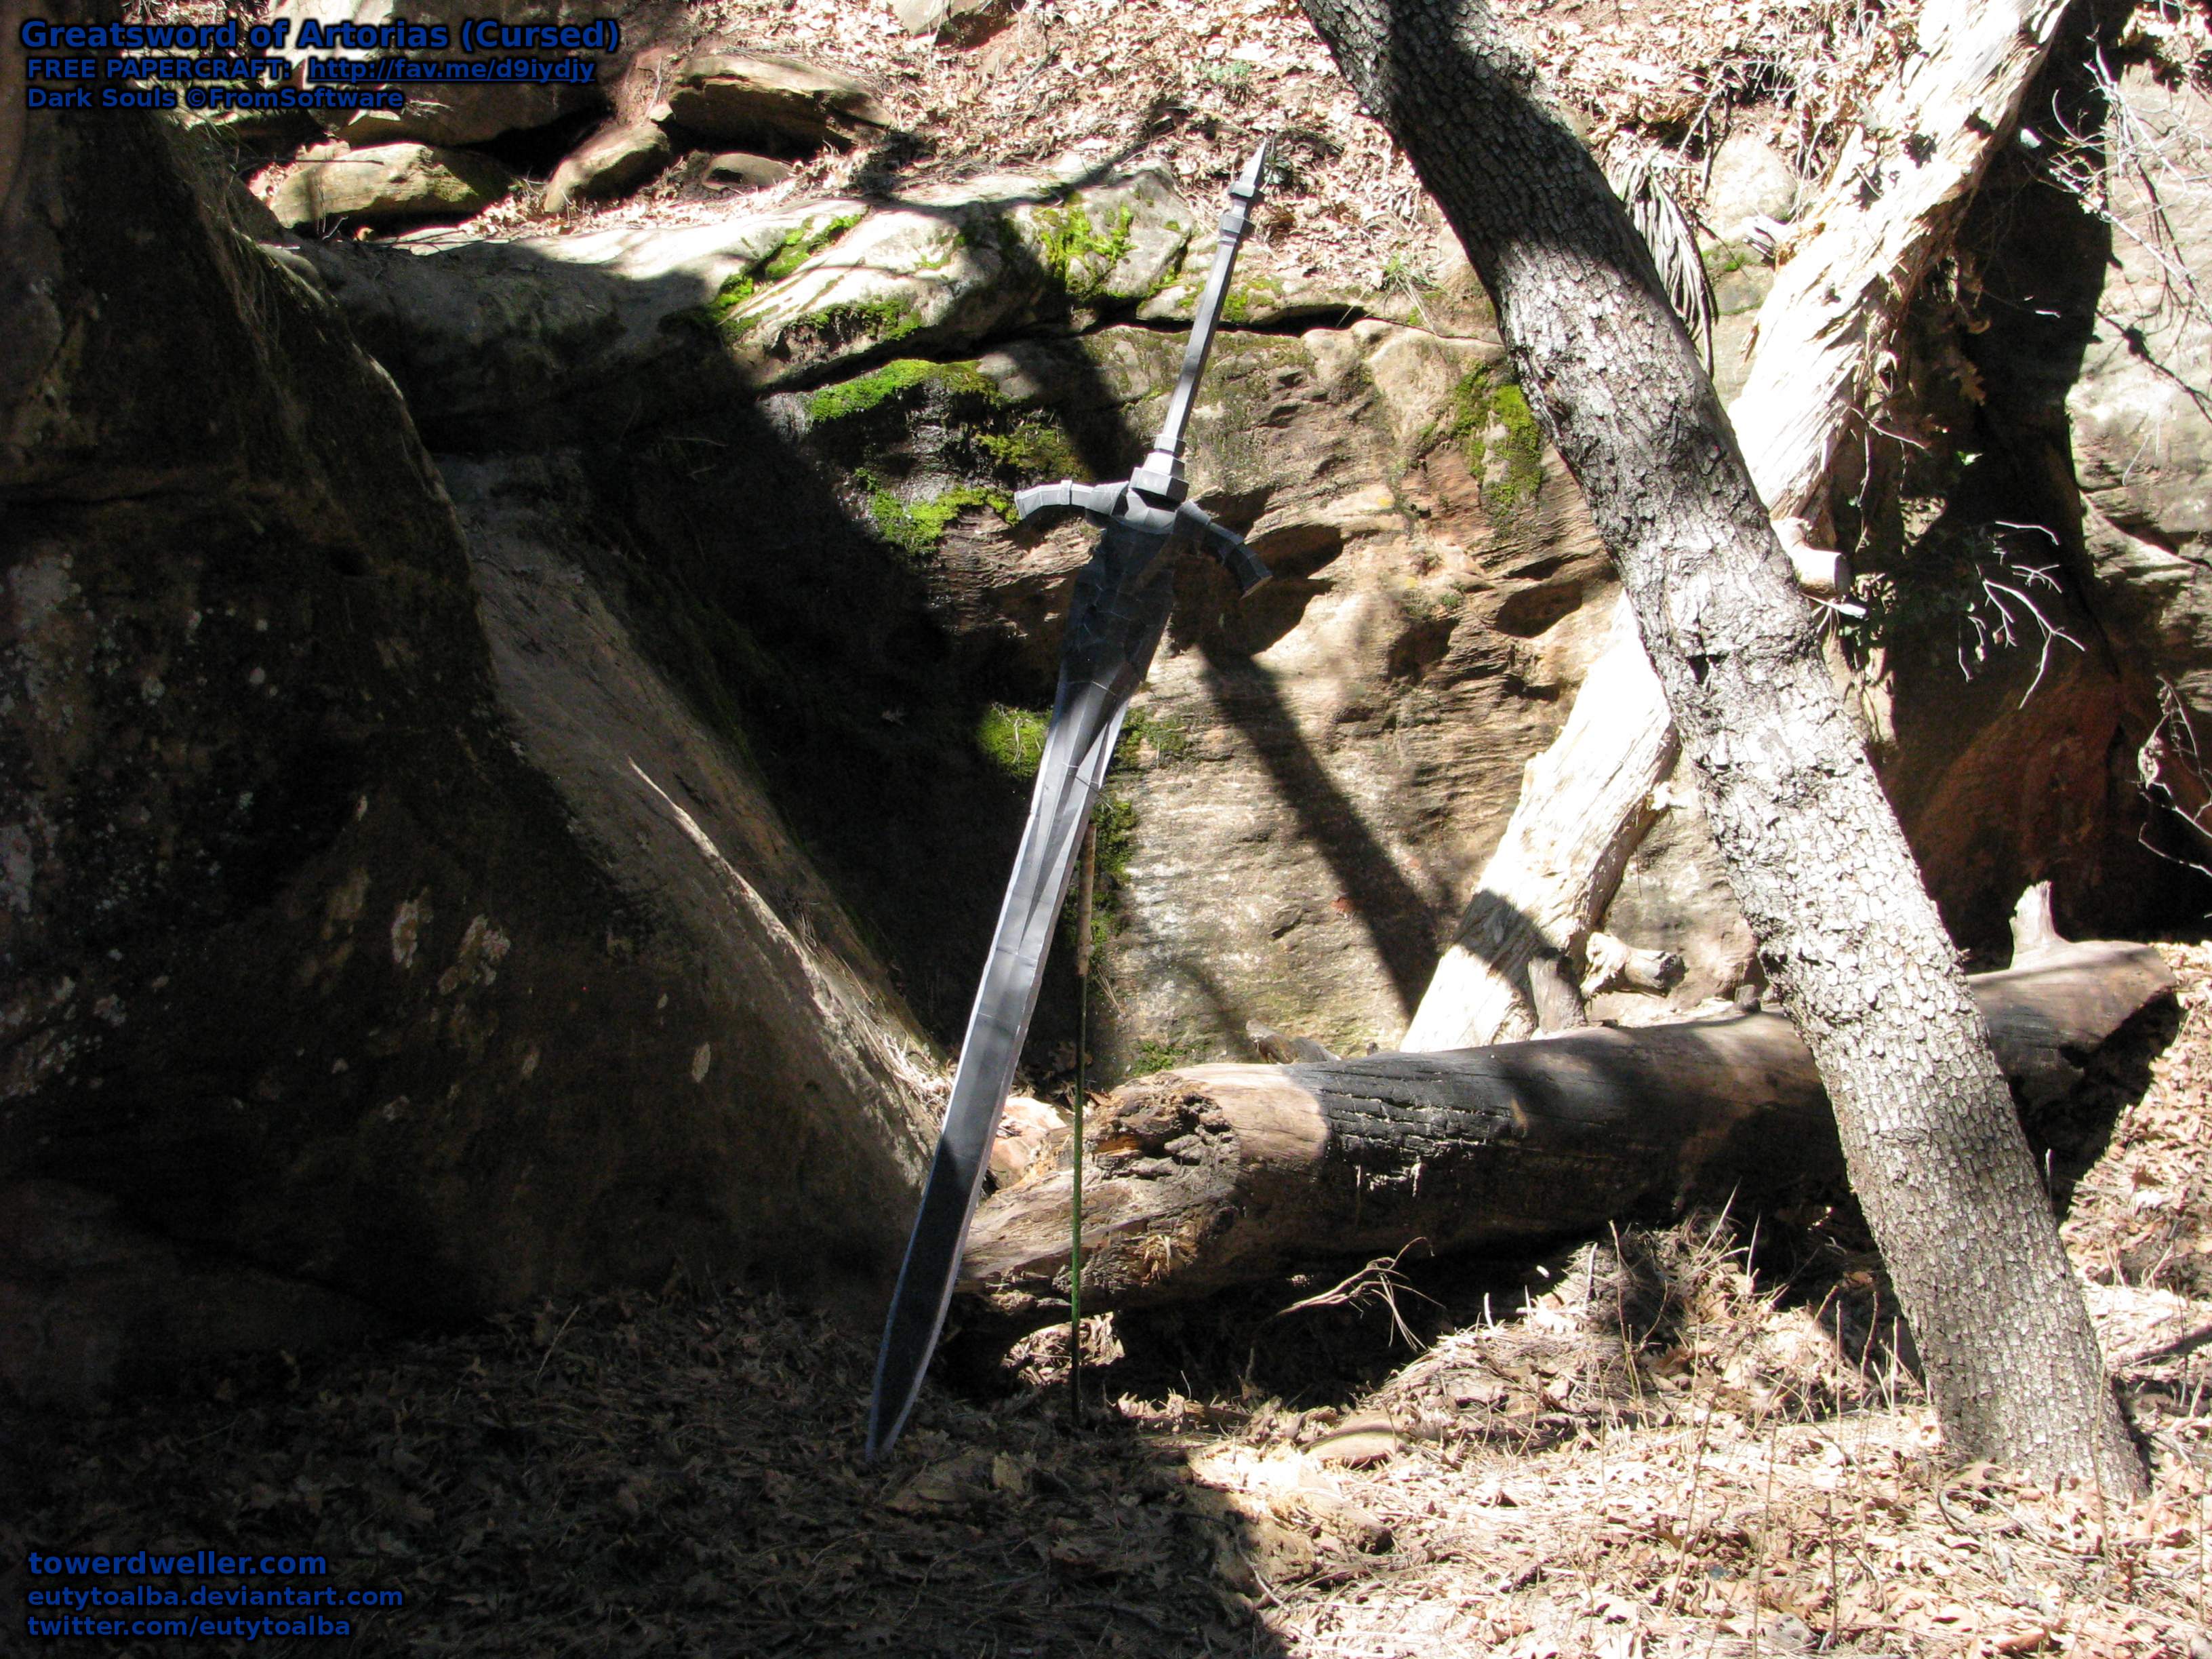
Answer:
235, 0, 1929, 293
5, 943, 2207, 1658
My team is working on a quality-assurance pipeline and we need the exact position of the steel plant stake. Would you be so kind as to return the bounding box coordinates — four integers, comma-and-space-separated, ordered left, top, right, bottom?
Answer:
867, 140, 1276, 1460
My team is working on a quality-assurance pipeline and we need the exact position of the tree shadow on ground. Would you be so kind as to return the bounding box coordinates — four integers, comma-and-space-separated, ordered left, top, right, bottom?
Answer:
1, 1282, 1295, 1659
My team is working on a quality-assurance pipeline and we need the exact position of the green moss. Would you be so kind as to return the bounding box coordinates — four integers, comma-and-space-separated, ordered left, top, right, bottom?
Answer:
807, 357, 999, 424
1032, 199, 1136, 299
1485, 382, 1544, 518
1447, 366, 1545, 524
977, 702, 1050, 778
1702, 240, 1755, 280
708, 270, 757, 321
978, 419, 1086, 479
808, 359, 934, 422
1116, 707, 1191, 767
1135, 1033, 1206, 1073
868, 483, 1014, 559
1220, 273, 1286, 324
761, 212, 864, 282
805, 296, 925, 350
687, 216, 865, 341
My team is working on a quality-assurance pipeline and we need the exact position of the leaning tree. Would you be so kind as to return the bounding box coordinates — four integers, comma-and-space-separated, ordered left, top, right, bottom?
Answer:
1295, 0, 2144, 1497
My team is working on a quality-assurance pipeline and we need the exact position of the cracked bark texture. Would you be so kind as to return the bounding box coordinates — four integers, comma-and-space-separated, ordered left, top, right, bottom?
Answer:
965, 940, 2174, 1323
1298, 0, 2144, 1495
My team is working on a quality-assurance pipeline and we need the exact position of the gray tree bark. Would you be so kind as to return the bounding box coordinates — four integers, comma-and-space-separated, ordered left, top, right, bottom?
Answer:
1296, 0, 2145, 1496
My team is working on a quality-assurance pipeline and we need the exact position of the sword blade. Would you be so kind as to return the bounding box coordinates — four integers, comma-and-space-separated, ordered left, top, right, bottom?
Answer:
867, 527, 1177, 1458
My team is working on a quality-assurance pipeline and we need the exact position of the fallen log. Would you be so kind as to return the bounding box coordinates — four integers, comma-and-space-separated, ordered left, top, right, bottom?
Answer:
963, 934, 2173, 1316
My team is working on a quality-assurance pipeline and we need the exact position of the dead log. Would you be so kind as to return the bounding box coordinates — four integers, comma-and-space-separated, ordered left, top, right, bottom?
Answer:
963, 938, 2173, 1316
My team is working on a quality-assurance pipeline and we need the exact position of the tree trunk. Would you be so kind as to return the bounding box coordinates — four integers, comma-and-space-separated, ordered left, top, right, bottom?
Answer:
1732, 0, 2080, 540
967, 936, 2173, 1315
1298, 0, 2144, 1495
1403, 0, 2078, 1053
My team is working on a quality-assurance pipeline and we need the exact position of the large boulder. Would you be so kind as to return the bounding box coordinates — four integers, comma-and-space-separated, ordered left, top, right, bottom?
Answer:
1, 111, 937, 1401
291, 167, 1624, 1066
270, 141, 515, 228
543, 119, 674, 213
2069, 68, 2212, 734
891, 0, 1015, 47
661, 49, 891, 147
289, 165, 1199, 445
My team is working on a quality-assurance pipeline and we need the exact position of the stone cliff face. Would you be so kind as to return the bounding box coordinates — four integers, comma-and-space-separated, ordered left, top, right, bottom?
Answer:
287, 162, 1619, 1069
5, 58, 2210, 1399
1, 113, 938, 1401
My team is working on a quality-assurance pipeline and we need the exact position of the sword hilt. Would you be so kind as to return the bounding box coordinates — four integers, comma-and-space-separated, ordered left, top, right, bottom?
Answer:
1131, 136, 1273, 504
1011, 481, 1125, 523
1013, 479, 1270, 595
1176, 501, 1272, 595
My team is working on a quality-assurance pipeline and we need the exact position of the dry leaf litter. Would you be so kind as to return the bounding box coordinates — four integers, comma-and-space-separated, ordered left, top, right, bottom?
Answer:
3, 944, 2205, 1656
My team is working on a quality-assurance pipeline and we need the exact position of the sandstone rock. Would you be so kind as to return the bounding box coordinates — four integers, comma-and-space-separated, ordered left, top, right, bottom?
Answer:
284, 174, 1617, 1068
272, 141, 515, 227
704, 151, 795, 191
2068, 68, 2212, 727
293, 166, 1197, 436
1703, 239, 1776, 406
988, 1094, 1067, 1188
544, 119, 675, 212
1, 112, 937, 1400
662, 49, 891, 146
1703, 129, 1799, 235
891, 0, 1015, 47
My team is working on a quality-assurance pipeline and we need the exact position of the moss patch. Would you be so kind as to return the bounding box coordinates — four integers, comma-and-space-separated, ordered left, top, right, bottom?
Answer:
1116, 706, 1191, 767
708, 271, 758, 323
807, 357, 999, 424
868, 483, 1014, 560
978, 420, 1087, 479
762, 212, 864, 283
976, 702, 1050, 778
1032, 199, 1136, 300
1220, 273, 1287, 324
676, 216, 870, 343
1134, 1032, 1206, 1073
1448, 366, 1545, 525
792, 296, 925, 354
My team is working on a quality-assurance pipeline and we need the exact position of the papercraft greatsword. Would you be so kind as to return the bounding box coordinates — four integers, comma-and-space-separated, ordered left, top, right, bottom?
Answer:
867, 140, 1276, 1460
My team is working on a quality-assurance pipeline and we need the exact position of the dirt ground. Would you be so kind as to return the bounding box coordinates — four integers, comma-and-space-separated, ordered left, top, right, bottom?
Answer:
3, 944, 2206, 1657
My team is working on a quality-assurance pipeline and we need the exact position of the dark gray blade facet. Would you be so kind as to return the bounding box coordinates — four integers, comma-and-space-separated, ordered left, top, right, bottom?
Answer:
867, 521, 1178, 1459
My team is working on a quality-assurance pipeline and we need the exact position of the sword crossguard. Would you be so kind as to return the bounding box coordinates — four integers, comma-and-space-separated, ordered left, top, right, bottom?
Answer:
1011, 479, 1272, 596
1175, 500, 1272, 596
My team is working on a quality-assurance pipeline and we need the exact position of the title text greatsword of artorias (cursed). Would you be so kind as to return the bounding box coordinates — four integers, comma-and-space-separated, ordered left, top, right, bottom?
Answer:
866, 140, 1276, 1460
